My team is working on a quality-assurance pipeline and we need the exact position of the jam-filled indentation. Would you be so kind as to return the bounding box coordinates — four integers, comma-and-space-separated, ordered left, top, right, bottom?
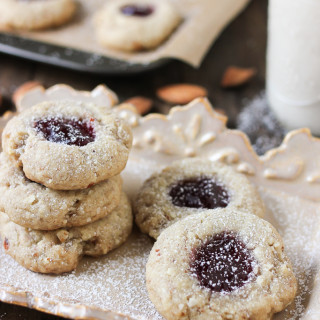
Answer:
169, 177, 229, 209
190, 232, 256, 293
120, 4, 154, 17
34, 117, 96, 147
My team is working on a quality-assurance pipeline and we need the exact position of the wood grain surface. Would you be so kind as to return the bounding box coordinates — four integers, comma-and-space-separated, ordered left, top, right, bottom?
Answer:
0, 1, 267, 319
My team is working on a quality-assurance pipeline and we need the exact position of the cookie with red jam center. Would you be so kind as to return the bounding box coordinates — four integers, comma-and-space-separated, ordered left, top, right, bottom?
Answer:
2, 101, 132, 190
94, 0, 182, 52
0, 0, 76, 31
146, 211, 297, 320
134, 158, 265, 239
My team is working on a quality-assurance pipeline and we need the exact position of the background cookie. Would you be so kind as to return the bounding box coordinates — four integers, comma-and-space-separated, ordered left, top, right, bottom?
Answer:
94, 0, 182, 51
0, 153, 122, 230
147, 210, 297, 320
0, 0, 76, 31
135, 158, 265, 239
0, 193, 133, 274
2, 101, 132, 190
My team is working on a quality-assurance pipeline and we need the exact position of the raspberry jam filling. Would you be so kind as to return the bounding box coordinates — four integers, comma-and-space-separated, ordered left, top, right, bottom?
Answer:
34, 117, 95, 146
169, 177, 229, 209
120, 4, 154, 17
190, 232, 256, 293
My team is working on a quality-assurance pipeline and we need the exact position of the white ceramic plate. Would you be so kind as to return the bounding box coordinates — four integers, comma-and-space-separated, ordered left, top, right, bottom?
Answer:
0, 85, 319, 320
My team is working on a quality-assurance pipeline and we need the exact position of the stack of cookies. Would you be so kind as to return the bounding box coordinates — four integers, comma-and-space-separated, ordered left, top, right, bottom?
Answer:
0, 100, 133, 274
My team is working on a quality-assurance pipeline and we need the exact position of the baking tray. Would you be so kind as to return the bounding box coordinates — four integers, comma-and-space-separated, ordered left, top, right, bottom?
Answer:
0, 0, 250, 74
0, 32, 169, 75
0, 85, 319, 320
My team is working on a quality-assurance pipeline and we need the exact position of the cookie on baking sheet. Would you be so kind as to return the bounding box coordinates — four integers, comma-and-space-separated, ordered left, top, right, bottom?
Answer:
0, 193, 133, 274
2, 100, 132, 190
0, 152, 122, 230
146, 211, 297, 320
0, 0, 76, 31
134, 158, 265, 239
94, 0, 182, 52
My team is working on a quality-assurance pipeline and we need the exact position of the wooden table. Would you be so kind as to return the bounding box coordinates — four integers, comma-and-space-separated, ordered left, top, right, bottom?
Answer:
0, 0, 267, 319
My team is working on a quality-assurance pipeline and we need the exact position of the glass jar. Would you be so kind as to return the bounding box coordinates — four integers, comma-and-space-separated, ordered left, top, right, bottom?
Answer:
267, 0, 320, 134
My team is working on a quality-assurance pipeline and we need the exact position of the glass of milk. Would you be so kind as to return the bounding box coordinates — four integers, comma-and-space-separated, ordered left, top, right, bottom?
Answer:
266, 0, 320, 135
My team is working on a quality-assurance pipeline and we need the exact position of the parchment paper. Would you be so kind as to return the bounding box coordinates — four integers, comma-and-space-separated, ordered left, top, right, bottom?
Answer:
1, 0, 250, 67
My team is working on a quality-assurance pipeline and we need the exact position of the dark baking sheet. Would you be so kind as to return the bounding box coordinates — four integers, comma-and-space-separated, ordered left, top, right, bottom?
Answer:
0, 33, 169, 75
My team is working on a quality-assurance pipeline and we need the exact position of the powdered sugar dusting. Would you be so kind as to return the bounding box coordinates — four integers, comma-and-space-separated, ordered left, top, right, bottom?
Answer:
169, 177, 229, 209
0, 187, 319, 319
260, 187, 320, 320
237, 93, 285, 155
190, 231, 256, 293
34, 116, 95, 147
0, 231, 163, 320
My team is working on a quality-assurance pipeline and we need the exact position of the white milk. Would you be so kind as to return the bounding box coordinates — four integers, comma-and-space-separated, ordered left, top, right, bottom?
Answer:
267, 0, 320, 134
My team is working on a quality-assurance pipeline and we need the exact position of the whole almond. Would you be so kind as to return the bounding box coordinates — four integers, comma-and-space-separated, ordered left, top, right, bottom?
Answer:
221, 66, 256, 88
124, 96, 153, 115
156, 83, 208, 105
12, 81, 42, 106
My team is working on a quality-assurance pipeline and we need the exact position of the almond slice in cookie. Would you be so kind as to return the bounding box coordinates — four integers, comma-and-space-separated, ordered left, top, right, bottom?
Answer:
156, 84, 208, 105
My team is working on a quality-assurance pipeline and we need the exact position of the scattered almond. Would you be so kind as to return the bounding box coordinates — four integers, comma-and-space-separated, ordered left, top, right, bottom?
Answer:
124, 96, 153, 115
12, 81, 42, 106
221, 66, 256, 88
156, 83, 208, 105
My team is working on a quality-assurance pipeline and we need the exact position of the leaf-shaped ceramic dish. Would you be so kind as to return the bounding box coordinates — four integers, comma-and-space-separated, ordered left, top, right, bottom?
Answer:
15, 83, 118, 113
0, 85, 319, 320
